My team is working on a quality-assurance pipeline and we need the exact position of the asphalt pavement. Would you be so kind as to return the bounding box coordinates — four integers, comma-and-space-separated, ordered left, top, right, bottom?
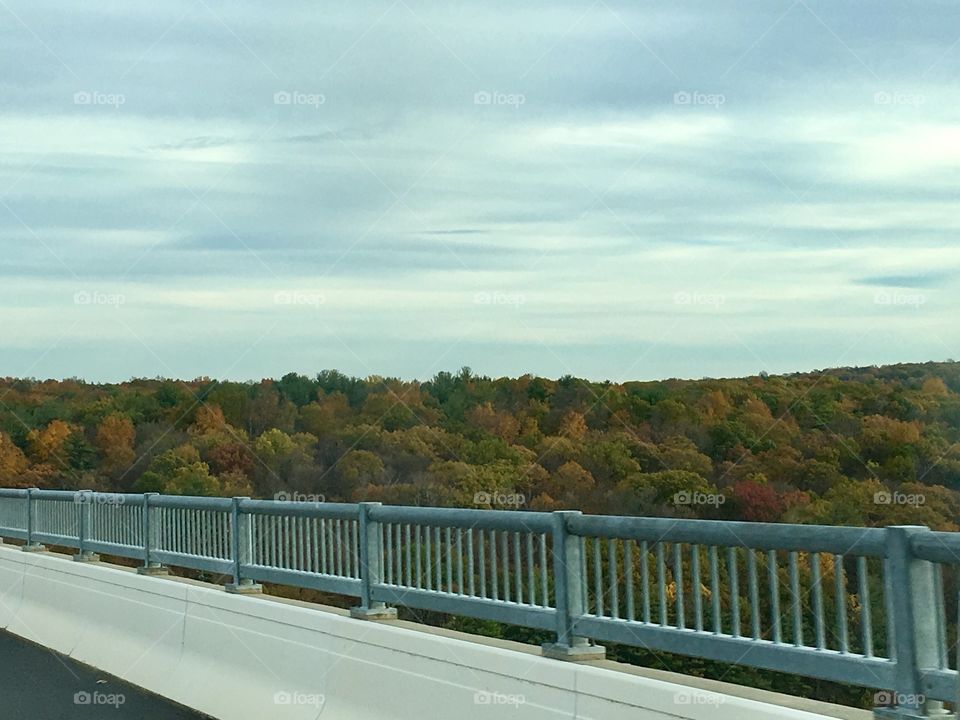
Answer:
0, 630, 207, 719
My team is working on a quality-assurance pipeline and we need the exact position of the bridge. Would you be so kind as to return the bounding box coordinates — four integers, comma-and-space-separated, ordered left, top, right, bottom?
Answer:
0, 487, 954, 719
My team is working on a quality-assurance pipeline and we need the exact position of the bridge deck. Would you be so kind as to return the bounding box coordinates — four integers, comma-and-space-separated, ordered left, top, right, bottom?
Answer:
0, 629, 206, 719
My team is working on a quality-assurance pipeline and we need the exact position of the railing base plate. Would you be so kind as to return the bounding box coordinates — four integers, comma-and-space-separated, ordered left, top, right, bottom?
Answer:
350, 606, 398, 621
137, 565, 170, 576
21, 544, 46, 553
541, 642, 606, 662
73, 553, 100, 563
225, 582, 263, 595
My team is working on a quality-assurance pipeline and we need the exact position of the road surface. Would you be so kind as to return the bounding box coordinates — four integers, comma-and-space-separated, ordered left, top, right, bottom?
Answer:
0, 630, 207, 719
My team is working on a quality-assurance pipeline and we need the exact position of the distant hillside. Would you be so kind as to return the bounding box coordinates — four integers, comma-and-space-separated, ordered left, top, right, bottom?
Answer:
2, 361, 960, 529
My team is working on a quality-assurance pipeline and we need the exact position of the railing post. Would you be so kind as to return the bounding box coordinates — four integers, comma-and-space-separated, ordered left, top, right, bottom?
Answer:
350, 502, 396, 620
137, 493, 168, 576
877, 526, 949, 719
22, 488, 45, 552
73, 490, 99, 562
226, 497, 262, 594
542, 510, 605, 661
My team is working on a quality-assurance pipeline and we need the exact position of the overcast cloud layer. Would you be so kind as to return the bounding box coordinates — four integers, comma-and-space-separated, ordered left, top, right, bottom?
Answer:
1, 1, 959, 382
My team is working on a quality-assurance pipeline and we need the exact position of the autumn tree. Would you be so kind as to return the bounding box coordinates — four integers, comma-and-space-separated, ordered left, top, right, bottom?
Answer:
95, 413, 137, 478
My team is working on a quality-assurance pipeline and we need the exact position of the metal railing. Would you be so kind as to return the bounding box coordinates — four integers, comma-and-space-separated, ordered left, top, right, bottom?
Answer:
0, 487, 956, 718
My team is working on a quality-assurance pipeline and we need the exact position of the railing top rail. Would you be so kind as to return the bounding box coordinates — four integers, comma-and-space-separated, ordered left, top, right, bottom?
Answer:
0, 488, 28, 499
570, 514, 889, 556
88, 491, 148, 503
149, 495, 234, 512
239, 498, 358, 520
369, 504, 554, 533
910, 530, 960, 565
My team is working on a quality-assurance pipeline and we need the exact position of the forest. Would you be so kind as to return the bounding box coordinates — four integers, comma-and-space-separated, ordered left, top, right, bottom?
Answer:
2, 361, 959, 530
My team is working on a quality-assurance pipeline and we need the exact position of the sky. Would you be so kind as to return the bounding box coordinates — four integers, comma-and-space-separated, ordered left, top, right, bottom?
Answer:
1, 1, 959, 383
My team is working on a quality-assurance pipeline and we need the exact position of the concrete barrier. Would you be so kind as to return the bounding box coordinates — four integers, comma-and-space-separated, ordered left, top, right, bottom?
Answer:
0, 545, 865, 720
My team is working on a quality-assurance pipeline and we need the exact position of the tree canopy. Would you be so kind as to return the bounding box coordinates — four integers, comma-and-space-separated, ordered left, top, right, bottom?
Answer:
2, 361, 959, 530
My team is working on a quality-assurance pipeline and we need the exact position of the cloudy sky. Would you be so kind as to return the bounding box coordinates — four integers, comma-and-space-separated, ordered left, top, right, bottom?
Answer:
1, 1, 958, 383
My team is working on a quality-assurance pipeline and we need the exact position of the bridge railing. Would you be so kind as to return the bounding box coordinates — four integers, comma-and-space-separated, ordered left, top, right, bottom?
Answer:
0, 487, 955, 718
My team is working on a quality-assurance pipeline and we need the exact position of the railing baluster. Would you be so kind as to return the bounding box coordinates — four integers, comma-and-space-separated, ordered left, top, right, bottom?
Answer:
305, 516, 314, 573
424, 524, 433, 591
882, 556, 894, 661
728, 547, 740, 638
295, 515, 303, 570
435, 526, 443, 590
657, 542, 667, 626
501, 531, 510, 602
458, 529, 466, 596
525, 533, 534, 605
625, 540, 635, 622
446, 527, 454, 593
609, 538, 619, 620
709, 545, 720, 634
490, 529, 499, 601
478, 528, 486, 598
416, 525, 423, 589
674, 542, 684, 629
467, 529, 475, 597
835, 554, 848, 653
811, 553, 825, 650
768, 549, 781, 643
594, 537, 604, 617
405, 524, 412, 587
385, 522, 394, 584
789, 551, 802, 647
641, 540, 650, 623
539, 534, 548, 607
319, 518, 327, 574
691, 544, 701, 631
747, 549, 760, 640
394, 523, 402, 584
513, 531, 522, 604
858, 555, 873, 658
347, 520, 353, 579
